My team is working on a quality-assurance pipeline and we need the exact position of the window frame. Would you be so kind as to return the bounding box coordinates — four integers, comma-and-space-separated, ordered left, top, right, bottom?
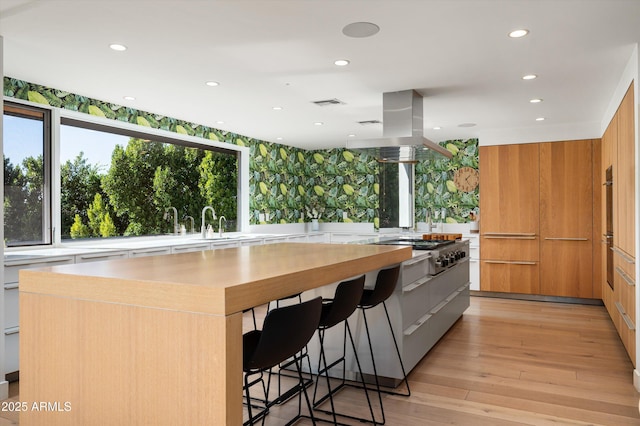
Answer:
3, 101, 53, 247
4, 98, 250, 247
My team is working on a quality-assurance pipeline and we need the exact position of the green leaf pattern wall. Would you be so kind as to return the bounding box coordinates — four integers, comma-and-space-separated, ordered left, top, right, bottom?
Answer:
4, 77, 478, 226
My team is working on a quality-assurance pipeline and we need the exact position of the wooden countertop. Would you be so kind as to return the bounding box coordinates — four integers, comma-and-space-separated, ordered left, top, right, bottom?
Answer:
19, 242, 411, 316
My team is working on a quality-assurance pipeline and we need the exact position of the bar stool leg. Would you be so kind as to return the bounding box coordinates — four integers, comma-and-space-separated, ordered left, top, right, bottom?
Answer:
313, 320, 379, 425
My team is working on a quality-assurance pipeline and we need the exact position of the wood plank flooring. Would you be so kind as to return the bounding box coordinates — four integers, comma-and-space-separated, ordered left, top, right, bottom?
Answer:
1, 296, 638, 425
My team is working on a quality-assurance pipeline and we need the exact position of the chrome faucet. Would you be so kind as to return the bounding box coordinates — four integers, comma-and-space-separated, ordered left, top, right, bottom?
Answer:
184, 215, 195, 234
218, 216, 226, 237
164, 206, 179, 234
201, 206, 216, 238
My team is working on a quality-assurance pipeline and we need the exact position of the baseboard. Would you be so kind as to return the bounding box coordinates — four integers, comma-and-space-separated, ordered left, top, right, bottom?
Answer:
470, 290, 604, 306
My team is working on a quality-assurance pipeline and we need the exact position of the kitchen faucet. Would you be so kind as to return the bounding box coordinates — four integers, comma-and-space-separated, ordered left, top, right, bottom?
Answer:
201, 206, 216, 238
184, 215, 195, 234
218, 216, 226, 237
164, 207, 179, 235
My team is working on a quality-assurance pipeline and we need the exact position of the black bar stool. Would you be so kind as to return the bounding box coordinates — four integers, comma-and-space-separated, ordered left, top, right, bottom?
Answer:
268, 293, 314, 402
310, 276, 378, 425
242, 296, 322, 425
354, 265, 410, 425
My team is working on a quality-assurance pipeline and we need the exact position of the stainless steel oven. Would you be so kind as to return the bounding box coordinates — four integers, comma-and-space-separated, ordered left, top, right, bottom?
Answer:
605, 166, 614, 289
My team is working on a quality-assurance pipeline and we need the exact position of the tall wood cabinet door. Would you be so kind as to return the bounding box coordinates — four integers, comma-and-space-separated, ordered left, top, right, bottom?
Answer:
479, 144, 540, 235
616, 82, 635, 258
539, 140, 593, 298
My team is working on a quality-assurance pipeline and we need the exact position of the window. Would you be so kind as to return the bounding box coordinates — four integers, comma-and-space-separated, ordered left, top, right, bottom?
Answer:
59, 118, 239, 240
3, 103, 52, 247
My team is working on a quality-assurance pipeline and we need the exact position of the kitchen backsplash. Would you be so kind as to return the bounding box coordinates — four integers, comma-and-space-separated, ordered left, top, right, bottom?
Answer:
4, 77, 479, 226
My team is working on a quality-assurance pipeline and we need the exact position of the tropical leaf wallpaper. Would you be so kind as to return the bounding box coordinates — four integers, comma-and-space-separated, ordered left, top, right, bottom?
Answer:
4, 77, 479, 227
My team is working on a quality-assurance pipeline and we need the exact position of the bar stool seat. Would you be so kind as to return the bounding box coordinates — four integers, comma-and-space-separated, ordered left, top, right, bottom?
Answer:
242, 296, 322, 426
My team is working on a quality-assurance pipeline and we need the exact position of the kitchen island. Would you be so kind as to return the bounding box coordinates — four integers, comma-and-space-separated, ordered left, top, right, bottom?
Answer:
18, 242, 411, 425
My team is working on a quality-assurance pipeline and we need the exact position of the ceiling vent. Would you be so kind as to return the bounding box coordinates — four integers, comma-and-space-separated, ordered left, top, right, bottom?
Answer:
312, 98, 344, 107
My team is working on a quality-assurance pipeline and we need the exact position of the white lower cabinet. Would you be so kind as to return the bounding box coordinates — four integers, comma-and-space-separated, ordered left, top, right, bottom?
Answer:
4, 256, 76, 378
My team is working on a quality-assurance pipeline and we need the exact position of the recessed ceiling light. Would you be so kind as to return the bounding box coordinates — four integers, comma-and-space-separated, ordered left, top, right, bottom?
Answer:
522, 74, 537, 80
536, 117, 545, 121
458, 123, 476, 128
529, 98, 543, 103
215, 121, 225, 124
433, 126, 441, 130
314, 122, 324, 126
205, 81, 220, 87
123, 96, 135, 101
109, 43, 127, 51
276, 137, 283, 141
334, 59, 350, 66
347, 134, 356, 138
508, 29, 529, 38
342, 22, 380, 38
272, 106, 283, 111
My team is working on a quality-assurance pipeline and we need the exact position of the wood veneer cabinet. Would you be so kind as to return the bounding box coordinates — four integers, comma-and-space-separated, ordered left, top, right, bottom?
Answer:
479, 143, 540, 294
600, 81, 636, 366
539, 140, 594, 298
615, 83, 635, 258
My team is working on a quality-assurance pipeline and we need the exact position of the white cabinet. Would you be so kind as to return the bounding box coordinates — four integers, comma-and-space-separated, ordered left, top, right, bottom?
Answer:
306, 233, 328, 243
465, 234, 480, 290
4, 255, 75, 377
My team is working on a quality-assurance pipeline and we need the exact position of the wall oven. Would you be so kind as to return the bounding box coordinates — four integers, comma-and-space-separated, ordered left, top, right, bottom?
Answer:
605, 166, 614, 289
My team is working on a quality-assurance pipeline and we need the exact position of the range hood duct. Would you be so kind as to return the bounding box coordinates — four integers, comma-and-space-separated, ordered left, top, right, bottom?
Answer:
346, 89, 452, 162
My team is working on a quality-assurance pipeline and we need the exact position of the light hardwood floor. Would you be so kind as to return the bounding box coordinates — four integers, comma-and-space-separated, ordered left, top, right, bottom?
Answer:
1, 296, 638, 425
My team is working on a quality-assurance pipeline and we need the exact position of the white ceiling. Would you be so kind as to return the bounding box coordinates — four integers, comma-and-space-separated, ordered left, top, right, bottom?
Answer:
1, 0, 640, 150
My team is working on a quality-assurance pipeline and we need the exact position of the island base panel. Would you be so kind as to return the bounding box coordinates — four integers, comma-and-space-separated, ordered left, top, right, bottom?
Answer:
19, 292, 242, 425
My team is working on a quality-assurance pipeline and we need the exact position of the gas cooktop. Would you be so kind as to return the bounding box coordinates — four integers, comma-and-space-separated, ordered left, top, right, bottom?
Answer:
374, 238, 455, 250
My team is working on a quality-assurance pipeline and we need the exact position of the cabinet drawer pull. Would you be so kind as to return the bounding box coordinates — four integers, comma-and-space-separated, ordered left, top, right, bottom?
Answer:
603, 234, 613, 240
611, 247, 635, 264
484, 260, 537, 265
431, 300, 449, 314
79, 254, 123, 260
4, 283, 19, 290
615, 302, 636, 331
4, 327, 19, 336
483, 232, 536, 240
544, 237, 588, 241
615, 266, 635, 287
173, 245, 208, 252
403, 313, 432, 336
403, 276, 432, 293
132, 249, 169, 255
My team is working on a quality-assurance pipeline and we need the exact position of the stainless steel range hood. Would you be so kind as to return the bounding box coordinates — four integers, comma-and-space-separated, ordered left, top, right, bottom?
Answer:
347, 89, 452, 162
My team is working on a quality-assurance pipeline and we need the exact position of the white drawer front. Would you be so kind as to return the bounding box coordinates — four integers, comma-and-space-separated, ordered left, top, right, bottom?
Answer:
5, 257, 75, 283
4, 285, 19, 329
